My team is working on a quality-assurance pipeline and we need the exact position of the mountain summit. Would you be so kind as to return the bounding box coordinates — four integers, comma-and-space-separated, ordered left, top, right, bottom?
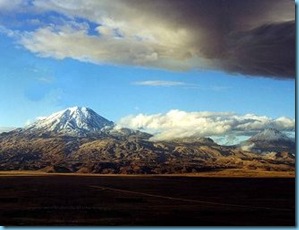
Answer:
248, 128, 291, 142
243, 128, 295, 154
26, 106, 114, 136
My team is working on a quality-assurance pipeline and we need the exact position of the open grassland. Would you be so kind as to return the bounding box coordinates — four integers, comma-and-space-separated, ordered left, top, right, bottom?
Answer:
0, 173, 295, 226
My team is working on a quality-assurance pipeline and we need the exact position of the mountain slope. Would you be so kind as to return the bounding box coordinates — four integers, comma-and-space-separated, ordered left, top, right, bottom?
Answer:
241, 128, 295, 154
0, 109, 295, 174
25, 106, 114, 136
248, 128, 291, 142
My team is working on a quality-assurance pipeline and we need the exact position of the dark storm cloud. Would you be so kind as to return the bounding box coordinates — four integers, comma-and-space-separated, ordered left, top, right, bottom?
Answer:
127, 0, 295, 79
223, 21, 295, 79
9, 0, 295, 79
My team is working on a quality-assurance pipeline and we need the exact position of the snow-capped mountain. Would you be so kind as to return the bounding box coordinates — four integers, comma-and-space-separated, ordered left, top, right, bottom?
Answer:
241, 128, 295, 154
0, 110, 295, 173
26, 106, 114, 136
248, 128, 291, 142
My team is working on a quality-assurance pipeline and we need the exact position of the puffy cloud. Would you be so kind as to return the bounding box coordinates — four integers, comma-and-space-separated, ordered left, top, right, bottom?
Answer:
19, 23, 199, 70
1, 0, 294, 79
117, 110, 295, 141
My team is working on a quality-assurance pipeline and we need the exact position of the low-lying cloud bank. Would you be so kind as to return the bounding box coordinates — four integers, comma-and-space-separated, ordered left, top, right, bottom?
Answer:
117, 110, 295, 142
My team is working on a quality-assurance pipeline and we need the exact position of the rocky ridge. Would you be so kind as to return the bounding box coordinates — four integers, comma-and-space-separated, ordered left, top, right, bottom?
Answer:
240, 128, 295, 154
0, 107, 295, 174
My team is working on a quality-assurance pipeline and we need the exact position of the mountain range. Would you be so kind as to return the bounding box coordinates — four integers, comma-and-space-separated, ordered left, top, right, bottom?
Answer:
0, 107, 295, 174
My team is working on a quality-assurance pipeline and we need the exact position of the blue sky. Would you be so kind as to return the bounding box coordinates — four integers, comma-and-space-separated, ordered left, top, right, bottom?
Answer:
0, 0, 295, 143
0, 33, 294, 126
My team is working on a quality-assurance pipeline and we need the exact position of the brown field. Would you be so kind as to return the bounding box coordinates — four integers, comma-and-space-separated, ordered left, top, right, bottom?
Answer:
0, 171, 295, 226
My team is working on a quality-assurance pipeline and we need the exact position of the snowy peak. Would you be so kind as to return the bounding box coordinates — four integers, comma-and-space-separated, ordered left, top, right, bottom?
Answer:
238, 128, 295, 154
26, 106, 114, 135
249, 128, 292, 142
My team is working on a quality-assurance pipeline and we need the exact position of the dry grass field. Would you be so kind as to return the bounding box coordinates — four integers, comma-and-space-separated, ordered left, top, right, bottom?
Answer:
0, 171, 295, 226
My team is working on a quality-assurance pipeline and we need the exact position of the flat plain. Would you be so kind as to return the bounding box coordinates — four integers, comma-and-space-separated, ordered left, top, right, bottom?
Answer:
0, 172, 295, 226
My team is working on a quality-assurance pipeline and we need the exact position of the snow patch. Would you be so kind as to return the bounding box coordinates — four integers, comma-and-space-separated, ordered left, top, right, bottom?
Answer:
26, 106, 114, 135
241, 143, 255, 152
249, 128, 291, 142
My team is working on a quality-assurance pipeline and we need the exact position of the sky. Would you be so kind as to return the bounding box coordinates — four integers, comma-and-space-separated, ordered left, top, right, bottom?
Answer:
0, 0, 295, 144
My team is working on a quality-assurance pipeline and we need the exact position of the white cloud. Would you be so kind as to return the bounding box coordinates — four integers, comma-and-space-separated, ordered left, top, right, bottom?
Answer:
0, 0, 294, 78
18, 23, 203, 70
25, 120, 33, 126
8, 0, 214, 71
117, 110, 295, 141
0, 25, 19, 38
0, 0, 25, 11
133, 80, 187, 87
35, 76, 54, 84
